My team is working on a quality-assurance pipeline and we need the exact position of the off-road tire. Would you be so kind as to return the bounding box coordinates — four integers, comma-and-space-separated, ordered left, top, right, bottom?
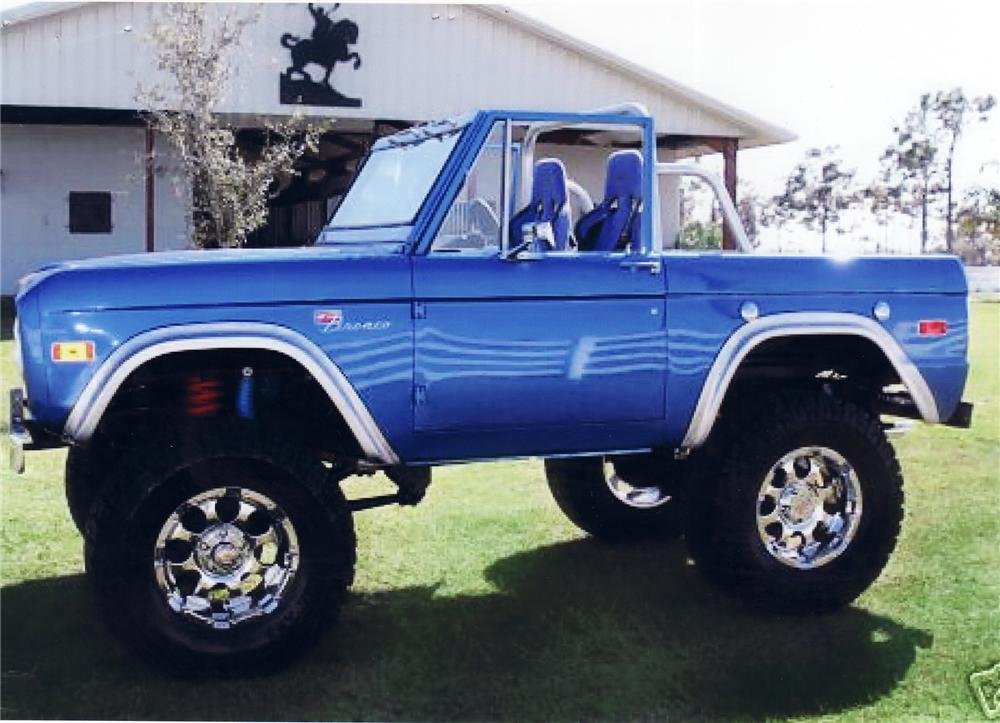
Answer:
67, 425, 141, 537
66, 442, 111, 536
84, 419, 356, 674
545, 455, 686, 542
686, 391, 903, 612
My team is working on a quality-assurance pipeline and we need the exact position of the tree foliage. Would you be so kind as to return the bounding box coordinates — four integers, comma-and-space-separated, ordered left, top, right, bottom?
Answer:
676, 177, 721, 249
140, 4, 325, 249
862, 179, 900, 232
954, 186, 1000, 266
878, 98, 939, 252
676, 177, 761, 250
771, 147, 858, 252
931, 89, 996, 251
735, 179, 762, 248
879, 88, 995, 253
676, 221, 723, 250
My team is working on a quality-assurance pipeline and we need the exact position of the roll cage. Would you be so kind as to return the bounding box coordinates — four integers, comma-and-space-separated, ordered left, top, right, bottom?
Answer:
323, 104, 752, 254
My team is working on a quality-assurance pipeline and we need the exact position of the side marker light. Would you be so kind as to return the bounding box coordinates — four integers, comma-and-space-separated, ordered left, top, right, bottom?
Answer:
918, 320, 948, 337
51, 341, 96, 363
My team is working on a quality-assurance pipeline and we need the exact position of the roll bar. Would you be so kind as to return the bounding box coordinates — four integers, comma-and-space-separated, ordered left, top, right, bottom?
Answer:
519, 103, 651, 206
508, 104, 751, 254
656, 163, 752, 253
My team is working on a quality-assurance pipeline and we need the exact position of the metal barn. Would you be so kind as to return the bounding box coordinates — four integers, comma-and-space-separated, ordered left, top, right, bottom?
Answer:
0, 2, 793, 293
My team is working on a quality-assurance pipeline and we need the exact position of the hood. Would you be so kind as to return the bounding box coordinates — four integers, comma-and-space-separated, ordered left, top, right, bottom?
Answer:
24, 245, 412, 312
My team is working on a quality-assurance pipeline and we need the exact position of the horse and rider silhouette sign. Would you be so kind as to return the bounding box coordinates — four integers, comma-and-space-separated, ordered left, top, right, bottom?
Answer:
279, 3, 362, 108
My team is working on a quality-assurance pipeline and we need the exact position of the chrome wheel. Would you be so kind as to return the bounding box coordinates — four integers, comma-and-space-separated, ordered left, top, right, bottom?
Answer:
154, 487, 300, 629
605, 460, 672, 509
756, 447, 862, 569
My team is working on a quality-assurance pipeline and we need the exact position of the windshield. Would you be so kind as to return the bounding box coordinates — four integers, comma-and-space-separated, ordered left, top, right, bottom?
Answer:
328, 130, 462, 230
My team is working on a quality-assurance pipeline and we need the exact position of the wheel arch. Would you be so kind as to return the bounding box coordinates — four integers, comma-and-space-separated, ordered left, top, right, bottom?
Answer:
681, 312, 939, 448
63, 322, 398, 464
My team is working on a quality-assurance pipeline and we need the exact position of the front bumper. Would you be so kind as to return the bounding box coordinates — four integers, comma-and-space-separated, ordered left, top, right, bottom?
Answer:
9, 389, 30, 474
8, 389, 64, 474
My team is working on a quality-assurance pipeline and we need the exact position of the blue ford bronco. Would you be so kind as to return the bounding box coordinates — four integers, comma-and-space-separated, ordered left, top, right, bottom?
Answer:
10, 105, 973, 671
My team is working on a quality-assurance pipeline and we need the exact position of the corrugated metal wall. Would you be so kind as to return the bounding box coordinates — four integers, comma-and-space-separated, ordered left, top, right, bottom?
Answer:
0, 125, 189, 292
1, 2, 752, 139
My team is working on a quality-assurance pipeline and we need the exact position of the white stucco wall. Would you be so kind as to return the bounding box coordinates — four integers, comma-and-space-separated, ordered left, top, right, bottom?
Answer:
0, 124, 188, 293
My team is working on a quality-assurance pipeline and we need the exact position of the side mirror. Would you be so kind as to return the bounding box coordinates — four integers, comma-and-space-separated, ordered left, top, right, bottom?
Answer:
527, 221, 555, 250
504, 239, 533, 260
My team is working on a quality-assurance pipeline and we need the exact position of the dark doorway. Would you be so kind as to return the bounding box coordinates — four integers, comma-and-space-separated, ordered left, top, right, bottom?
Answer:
244, 121, 410, 248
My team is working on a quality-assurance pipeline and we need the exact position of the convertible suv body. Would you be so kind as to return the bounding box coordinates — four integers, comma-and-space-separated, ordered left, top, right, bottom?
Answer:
9, 106, 972, 671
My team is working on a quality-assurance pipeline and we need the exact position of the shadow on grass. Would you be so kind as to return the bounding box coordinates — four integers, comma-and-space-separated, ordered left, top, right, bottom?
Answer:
1, 539, 931, 721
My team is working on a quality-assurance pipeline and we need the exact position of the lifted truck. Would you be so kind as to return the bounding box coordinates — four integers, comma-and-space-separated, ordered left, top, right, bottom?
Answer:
9, 105, 973, 671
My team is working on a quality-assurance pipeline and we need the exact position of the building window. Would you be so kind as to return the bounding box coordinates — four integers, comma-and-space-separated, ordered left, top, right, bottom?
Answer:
69, 192, 112, 234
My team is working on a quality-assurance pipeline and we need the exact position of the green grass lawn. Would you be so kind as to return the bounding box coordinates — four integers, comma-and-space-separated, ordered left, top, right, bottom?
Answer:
1, 304, 998, 721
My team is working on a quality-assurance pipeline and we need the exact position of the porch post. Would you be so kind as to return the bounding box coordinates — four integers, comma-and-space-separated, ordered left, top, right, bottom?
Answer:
145, 125, 155, 252
721, 138, 738, 251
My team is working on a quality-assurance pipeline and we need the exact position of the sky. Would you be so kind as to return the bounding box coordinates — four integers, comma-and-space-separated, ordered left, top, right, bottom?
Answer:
2, 0, 996, 253
518, 0, 1000, 253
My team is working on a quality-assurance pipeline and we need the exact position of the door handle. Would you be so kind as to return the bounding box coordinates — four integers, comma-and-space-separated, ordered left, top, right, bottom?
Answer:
619, 260, 662, 275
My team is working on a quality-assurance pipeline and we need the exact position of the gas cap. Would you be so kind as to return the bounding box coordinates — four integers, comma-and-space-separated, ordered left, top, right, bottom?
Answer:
740, 301, 760, 322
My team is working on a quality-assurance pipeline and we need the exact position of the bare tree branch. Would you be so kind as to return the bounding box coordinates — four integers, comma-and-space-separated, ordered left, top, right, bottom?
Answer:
137, 3, 327, 249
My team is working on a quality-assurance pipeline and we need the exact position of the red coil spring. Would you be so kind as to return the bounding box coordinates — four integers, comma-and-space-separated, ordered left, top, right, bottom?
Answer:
185, 376, 222, 416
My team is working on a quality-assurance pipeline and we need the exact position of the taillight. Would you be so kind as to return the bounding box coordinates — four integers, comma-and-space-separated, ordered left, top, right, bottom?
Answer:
918, 320, 948, 337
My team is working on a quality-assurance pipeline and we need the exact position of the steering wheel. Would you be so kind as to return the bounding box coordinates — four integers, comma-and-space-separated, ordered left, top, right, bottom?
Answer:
464, 197, 501, 248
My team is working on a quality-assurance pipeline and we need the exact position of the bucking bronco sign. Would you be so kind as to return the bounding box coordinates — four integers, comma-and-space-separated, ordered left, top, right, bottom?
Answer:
279, 3, 362, 108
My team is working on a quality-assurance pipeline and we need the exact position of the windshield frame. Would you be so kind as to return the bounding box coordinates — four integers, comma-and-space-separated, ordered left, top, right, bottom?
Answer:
318, 116, 474, 244
318, 109, 657, 253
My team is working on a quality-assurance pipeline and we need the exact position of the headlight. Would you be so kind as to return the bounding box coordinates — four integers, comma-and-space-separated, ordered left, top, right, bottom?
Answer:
15, 272, 36, 297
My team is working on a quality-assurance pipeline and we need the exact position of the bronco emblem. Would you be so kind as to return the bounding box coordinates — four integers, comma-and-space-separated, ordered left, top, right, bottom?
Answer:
314, 309, 344, 331
279, 3, 362, 108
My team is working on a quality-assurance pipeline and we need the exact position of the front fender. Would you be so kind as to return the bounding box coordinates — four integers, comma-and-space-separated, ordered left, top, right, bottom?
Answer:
63, 322, 399, 464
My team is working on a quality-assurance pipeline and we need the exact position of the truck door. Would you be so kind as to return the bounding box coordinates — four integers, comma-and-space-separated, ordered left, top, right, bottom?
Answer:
409, 121, 666, 457
412, 253, 666, 435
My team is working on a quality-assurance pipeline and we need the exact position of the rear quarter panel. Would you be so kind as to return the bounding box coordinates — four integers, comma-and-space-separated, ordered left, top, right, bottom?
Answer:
662, 254, 969, 443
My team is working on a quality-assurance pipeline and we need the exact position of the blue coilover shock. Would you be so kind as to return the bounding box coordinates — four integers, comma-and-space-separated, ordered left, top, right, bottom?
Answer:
236, 366, 254, 419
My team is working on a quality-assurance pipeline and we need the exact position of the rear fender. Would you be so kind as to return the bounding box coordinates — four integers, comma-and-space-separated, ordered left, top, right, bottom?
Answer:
681, 312, 940, 448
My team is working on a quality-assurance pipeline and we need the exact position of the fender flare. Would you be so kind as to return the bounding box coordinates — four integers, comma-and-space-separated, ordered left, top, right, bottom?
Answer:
63, 322, 399, 464
680, 312, 940, 449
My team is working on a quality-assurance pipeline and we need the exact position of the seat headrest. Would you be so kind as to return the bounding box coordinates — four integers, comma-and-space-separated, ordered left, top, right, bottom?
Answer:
604, 150, 643, 201
509, 158, 572, 251
531, 158, 569, 210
